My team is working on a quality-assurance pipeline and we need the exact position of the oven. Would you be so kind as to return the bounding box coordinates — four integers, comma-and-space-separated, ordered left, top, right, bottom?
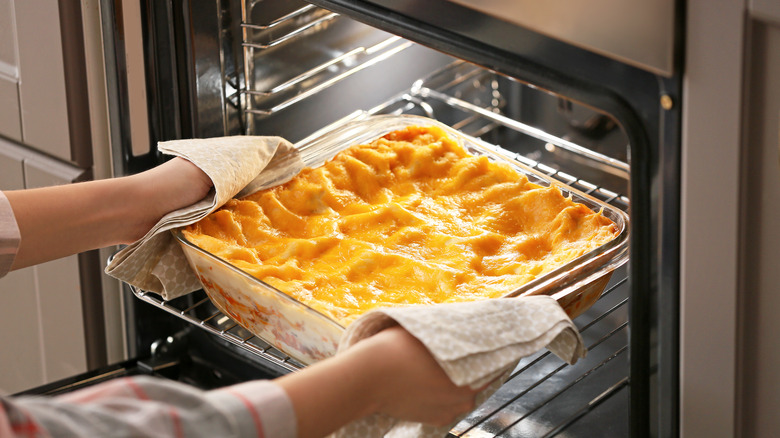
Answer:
23, 0, 761, 436
102, 0, 672, 436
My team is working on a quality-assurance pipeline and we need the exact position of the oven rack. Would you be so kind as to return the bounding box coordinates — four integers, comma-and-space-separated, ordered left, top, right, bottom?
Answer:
235, 0, 415, 124
130, 284, 305, 373
449, 271, 629, 437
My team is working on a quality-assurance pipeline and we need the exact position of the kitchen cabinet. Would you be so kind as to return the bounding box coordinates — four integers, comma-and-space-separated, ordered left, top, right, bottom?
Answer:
737, 12, 780, 436
0, 0, 91, 167
0, 0, 114, 394
0, 138, 89, 394
0, 0, 21, 141
0, 79, 21, 143
682, 3, 780, 437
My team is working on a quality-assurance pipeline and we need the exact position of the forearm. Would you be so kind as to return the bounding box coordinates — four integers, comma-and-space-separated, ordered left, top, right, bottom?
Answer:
276, 327, 478, 438
276, 343, 379, 438
6, 177, 141, 269
6, 157, 211, 270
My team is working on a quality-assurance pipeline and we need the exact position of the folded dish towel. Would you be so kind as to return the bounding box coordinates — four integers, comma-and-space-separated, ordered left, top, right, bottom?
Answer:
333, 295, 586, 438
105, 136, 302, 300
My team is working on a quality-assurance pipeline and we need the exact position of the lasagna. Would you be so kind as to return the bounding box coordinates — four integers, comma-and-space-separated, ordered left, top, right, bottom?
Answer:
183, 125, 619, 325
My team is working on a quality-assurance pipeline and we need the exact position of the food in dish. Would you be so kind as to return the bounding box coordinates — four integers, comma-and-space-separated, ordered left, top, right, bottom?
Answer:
183, 125, 619, 326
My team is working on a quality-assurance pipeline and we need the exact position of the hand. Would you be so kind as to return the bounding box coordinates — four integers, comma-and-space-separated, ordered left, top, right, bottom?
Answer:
352, 326, 478, 426
276, 326, 480, 437
124, 157, 213, 242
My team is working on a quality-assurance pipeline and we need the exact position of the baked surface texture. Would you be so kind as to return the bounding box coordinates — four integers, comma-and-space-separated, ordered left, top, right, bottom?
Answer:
183, 125, 619, 325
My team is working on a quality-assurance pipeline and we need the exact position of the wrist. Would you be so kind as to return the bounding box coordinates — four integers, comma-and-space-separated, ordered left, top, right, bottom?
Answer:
342, 328, 409, 418
119, 158, 212, 243
114, 173, 159, 243
339, 337, 389, 418
275, 344, 385, 438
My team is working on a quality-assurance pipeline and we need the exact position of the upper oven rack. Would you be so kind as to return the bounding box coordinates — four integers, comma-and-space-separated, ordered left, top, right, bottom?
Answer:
232, 0, 416, 132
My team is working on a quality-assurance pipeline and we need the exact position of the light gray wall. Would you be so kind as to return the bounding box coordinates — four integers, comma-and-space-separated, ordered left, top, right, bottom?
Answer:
737, 14, 780, 438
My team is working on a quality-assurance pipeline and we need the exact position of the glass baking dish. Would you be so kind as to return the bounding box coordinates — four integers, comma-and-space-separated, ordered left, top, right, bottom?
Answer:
173, 114, 630, 365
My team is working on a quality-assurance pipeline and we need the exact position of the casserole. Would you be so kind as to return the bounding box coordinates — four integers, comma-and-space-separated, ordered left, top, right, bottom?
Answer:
174, 114, 629, 364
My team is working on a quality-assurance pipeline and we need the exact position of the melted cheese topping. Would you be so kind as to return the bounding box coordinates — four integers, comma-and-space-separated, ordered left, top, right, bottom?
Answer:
183, 125, 619, 326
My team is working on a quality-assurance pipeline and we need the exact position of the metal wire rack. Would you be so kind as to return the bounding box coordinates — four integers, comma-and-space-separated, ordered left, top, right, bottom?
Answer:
131, 285, 305, 373
236, 0, 415, 131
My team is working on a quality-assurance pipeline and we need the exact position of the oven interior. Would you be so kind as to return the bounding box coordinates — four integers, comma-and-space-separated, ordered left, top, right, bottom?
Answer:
62, 0, 648, 436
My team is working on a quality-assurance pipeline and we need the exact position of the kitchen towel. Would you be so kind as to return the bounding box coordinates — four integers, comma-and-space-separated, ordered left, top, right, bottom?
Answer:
105, 135, 303, 300
332, 295, 586, 438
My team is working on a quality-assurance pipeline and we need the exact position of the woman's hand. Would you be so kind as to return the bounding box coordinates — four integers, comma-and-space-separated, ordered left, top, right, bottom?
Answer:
352, 326, 478, 426
276, 326, 479, 438
123, 157, 213, 243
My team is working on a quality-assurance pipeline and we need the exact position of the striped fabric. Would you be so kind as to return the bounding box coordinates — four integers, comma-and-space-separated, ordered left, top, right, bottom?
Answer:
0, 191, 20, 278
1, 376, 297, 438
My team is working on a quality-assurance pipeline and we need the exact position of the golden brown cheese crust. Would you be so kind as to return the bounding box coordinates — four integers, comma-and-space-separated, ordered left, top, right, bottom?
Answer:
184, 125, 619, 325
